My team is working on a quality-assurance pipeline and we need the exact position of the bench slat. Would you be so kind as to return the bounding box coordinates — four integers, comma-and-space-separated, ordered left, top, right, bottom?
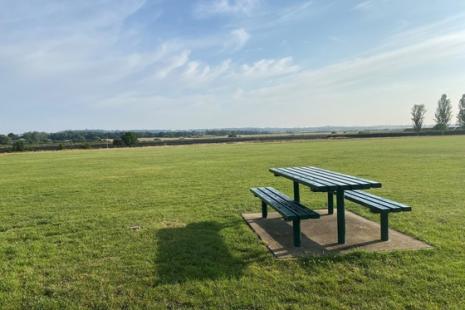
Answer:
251, 188, 297, 219
250, 187, 320, 220
346, 190, 410, 211
257, 188, 302, 218
264, 187, 319, 219
349, 190, 411, 209
345, 190, 411, 213
345, 193, 392, 212
257, 187, 320, 219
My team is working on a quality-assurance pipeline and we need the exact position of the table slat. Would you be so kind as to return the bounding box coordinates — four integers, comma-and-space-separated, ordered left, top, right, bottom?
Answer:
270, 166, 381, 191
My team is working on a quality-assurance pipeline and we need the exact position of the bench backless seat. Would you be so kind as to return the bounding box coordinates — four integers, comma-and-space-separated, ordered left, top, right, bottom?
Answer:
250, 187, 320, 247
344, 190, 411, 241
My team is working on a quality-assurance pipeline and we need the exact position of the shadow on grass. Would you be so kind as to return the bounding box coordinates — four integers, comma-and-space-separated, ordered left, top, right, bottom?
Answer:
154, 221, 246, 285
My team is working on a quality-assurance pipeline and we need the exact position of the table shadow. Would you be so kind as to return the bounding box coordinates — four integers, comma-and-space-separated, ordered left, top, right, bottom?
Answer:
154, 221, 245, 285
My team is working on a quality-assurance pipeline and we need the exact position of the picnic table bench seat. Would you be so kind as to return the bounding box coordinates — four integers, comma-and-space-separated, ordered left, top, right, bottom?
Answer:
250, 187, 320, 247
344, 190, 411, 241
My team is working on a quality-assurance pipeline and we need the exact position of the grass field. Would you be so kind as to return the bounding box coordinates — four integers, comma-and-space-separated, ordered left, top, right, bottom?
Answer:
1, 136, 465, 309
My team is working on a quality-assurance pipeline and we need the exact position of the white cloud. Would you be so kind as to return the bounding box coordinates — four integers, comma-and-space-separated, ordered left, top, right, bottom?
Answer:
182, 59, 232, 83
376, 13, 465, 51
224, 27, 465, 127
46, 20, 465, 129
1, 1, 465, 132
195, 0, 260, 17
0, 0, 147, 33
275, 1, 313, 23
240, 57, 299, 78
353, 1, 373, 11
227, 28, 250, 51
304, 30, 465, 90
156, 50, 191, 79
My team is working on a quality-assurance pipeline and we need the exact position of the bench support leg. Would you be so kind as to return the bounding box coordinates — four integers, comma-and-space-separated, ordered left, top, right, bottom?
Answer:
261, 201, 267, 218
327, 191, 334, 215
380, 212, 389, 241
336, 190, 345, 244
293, 181, 300, 203
292, 219, 301, 247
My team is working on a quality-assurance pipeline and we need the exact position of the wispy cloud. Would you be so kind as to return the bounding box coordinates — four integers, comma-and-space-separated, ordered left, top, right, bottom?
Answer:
156, 50, 191, 79
376, 13, 465, 51
353, 1, 374, 11
275, 1, 313, 24
227, 28, 250, 51
182, 59, 232, 84
226, 25, 465, 126
194, 0, 260, 17
240, 57, 299, 78
1, 1, 465, 131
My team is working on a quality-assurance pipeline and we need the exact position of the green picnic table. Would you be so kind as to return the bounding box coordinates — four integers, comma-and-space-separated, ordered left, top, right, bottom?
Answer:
269, 167, 382, 244
251, 166, 411, 247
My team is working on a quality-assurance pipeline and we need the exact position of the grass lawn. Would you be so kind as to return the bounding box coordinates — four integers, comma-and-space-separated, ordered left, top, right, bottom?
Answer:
1, 136, 465, 309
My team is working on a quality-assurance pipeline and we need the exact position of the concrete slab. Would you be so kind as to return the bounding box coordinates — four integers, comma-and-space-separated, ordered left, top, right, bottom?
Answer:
242, 210, 432, 259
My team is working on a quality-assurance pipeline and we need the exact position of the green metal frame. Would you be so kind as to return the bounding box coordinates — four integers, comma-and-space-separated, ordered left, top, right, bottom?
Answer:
261, 201, 268, 218
252, 187, 320, 248
336, 190, 345, 244
270, 166, 385, 245
380, 212, 389, 241
327, 191, 334, 214
292, 182, 303, 247
260, 201, 302, 247
293, 181, 300, 203
292, 219, 301, 247
291, 181, 345, 244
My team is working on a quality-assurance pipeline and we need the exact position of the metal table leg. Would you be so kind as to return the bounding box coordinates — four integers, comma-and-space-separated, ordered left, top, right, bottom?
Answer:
336, 189, 345, 244
327, 191, 334, 214
293, 181, 300, 203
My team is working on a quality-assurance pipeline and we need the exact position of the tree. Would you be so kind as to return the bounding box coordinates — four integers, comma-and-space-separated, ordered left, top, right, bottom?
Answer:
7, 133, 18, 140
72, 135, 86, 143
434, 94, 452, 130
120, 132, 138, 146
112, 138, 124, 146
0, 134, 11, 145
411, 104, 426, 131
12, 140, 25, 152
22, 131, 48, 144
458, 94, 465, 128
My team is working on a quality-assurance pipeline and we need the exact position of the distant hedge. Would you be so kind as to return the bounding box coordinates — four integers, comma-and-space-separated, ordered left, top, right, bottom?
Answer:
2, 129, 465, 154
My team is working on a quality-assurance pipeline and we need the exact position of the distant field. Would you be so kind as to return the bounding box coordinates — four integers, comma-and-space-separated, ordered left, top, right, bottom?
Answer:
3, 129, 465, 154
1, 136, 465, 308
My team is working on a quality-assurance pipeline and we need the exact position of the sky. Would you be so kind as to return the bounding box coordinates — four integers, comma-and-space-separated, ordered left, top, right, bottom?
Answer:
1, 0, 465, 133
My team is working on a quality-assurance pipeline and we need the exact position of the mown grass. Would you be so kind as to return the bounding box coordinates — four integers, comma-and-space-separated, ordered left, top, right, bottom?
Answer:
0, 136, 465, 309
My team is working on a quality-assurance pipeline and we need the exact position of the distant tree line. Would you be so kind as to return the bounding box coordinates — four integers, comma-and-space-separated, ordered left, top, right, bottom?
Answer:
411, 93, 465, 131
0, 129, 270, 151
113, 132, 139, 147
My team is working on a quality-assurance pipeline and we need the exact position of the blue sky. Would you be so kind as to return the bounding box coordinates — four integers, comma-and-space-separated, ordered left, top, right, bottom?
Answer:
1, 0, 465, 133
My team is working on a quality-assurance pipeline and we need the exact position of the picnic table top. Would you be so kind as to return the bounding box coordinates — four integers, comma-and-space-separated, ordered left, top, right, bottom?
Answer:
269, 166, 382, 192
